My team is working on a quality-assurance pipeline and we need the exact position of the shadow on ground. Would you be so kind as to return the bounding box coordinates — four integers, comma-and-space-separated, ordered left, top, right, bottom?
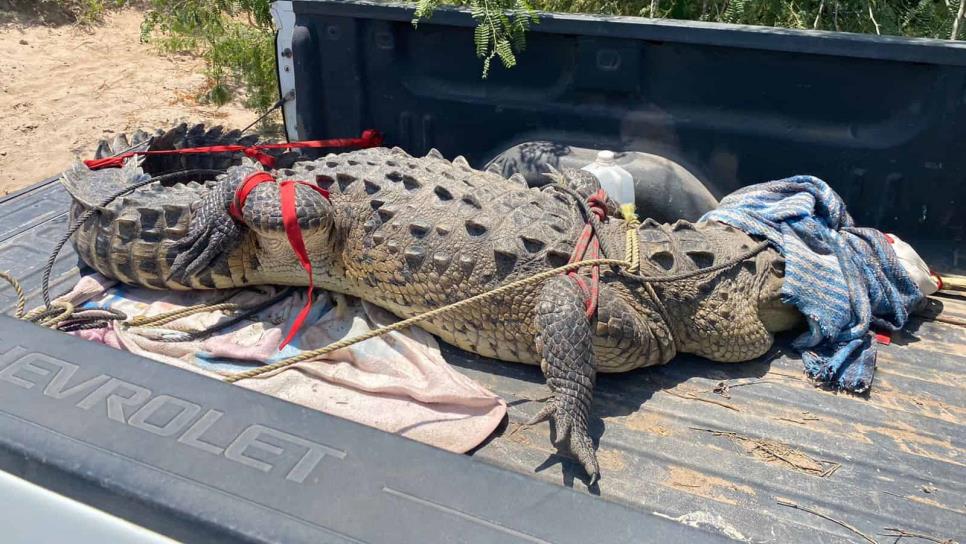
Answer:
443, 335, 785, 489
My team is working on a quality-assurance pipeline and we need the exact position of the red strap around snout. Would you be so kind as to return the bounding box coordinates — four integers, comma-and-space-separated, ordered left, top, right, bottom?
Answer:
230, 171, 330, 349
228, 171, 276, 220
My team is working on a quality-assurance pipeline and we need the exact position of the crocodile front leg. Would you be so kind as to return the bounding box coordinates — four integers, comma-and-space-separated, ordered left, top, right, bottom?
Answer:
531, 275, 600, 484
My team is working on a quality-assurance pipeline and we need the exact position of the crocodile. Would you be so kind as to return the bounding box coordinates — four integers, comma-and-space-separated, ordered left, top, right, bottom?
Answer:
62, 123, 803, 483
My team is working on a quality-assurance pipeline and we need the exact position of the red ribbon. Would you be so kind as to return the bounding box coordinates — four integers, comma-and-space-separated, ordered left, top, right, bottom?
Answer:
229, 171, 331, 349
84, 130, 384, 170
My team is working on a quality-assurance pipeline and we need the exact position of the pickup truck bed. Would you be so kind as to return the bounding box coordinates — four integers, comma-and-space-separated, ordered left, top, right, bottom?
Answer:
0, 177, 963, 543
2, 1, 964, 541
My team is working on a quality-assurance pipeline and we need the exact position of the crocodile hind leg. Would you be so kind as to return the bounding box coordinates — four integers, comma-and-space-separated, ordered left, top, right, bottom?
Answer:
593, 283, 674, 372
531, 275, 600, 484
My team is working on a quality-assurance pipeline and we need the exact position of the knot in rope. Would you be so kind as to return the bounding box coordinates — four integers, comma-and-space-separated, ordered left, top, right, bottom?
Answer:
585, 189, 609, 221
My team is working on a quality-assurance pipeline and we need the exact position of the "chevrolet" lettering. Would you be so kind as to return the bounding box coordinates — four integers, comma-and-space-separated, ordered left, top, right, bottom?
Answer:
0, 346, 345, 483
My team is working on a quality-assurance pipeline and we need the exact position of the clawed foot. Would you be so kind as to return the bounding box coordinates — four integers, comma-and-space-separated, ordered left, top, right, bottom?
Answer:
527, 396, 600, 485
168, 204, 242, 283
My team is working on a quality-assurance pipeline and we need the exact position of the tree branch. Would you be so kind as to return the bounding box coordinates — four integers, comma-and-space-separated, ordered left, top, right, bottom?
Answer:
952, 0, 965, 40
867, 1, 882, 35
814, 0, 825, 28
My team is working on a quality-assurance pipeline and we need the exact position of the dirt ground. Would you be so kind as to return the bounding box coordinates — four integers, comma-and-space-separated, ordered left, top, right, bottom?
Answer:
0, 8, 255, 195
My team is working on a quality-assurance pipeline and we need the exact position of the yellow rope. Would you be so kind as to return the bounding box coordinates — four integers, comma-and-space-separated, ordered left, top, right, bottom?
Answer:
623, 217, 641, 274
127, 301, 243, 327
2, 270, 123, 330
2, 270, 74, 328
22, 301, 75, 327
0, 270, 26, 319
224, 257, 631, 383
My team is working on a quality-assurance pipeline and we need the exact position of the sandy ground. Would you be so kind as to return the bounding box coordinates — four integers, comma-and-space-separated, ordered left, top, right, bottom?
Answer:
0, 8, 255, 195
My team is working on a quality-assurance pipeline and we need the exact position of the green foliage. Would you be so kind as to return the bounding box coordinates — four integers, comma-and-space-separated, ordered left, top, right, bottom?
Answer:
414, 0, 965, 75
140, 0, 277, 112
68, 0, 110, 23
527, 0, 965, 38
415, 0, 538, 77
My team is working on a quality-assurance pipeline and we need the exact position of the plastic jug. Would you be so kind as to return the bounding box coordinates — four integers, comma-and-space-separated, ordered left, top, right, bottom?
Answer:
581, 150, 637, 221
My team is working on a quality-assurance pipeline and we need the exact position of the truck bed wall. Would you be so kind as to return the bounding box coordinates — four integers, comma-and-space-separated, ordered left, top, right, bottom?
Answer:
283, 0, 966, 242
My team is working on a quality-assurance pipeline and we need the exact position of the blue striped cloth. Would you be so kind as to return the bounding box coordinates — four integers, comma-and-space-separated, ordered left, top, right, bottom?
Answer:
701, 175, 923, 392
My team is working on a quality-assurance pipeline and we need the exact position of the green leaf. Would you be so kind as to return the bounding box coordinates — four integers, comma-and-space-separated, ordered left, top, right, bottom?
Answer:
495, 38, 516, 67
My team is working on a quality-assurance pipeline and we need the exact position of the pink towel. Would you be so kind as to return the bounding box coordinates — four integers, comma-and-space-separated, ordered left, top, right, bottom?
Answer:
58, 275, 506, 453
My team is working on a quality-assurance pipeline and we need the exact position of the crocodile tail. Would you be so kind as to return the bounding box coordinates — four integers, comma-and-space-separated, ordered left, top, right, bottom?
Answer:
143, 122, 260, 175
91, 122, 260, 177
65, 121, 254, 209
62, 155, 211, 291
61, 122, 264, 291
61, 156, 150, 210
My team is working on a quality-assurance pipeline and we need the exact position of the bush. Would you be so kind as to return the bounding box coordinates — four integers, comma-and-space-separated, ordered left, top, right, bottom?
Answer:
140, 0, 277, 112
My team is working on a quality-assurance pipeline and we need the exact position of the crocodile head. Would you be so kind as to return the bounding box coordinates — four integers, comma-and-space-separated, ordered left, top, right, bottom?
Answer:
168, 164, 337, 286
238, 174, 338, 284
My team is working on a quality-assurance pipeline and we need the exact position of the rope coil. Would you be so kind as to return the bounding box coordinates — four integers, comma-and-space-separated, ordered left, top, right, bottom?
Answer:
0, 272, 127, 330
